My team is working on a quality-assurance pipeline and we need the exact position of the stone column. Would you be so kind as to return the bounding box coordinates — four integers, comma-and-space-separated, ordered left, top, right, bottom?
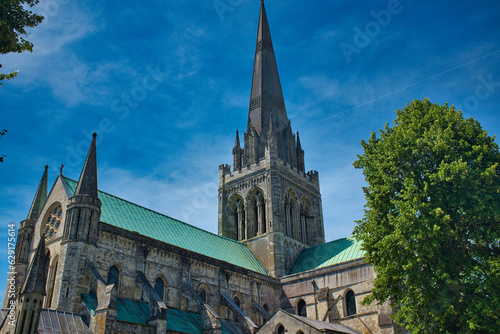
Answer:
257, 201, 263, 235
237, 207, 244, 241
284, 204, 289, 236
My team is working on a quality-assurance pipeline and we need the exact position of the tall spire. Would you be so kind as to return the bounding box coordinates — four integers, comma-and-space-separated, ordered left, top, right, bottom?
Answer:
75, 133, 98, 198
27, 165, 48, 220
21, 236, 47, 295
248, 0, 287, 135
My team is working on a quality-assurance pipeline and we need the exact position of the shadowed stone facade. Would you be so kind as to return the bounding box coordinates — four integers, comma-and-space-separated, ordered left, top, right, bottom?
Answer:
1, 2, 404, 334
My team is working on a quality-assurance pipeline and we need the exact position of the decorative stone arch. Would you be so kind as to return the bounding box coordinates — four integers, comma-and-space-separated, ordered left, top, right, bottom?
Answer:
283, 188, 298, 238
246, 186, 267, 238
276, 323, 286, 334
230, 292, 244, 321
45, 254, 59, 308
344, 289, 357, 317
41, 202, 63, 240
154, 275, 167, 302
197, 283, 209, 304
296, 298, 307, 317
299, 196, 313, 244
228, 194, 246, 241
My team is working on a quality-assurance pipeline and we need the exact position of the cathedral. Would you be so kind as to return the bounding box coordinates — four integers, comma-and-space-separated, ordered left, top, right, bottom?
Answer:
1, 2, 402, 333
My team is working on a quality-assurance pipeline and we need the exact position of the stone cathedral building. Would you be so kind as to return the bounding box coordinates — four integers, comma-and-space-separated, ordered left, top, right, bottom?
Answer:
1, 2, 401, 334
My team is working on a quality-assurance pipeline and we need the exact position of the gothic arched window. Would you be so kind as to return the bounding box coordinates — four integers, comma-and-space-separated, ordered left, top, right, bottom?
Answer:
262, 302, 269, 323
154, 277, 165, 301
297, 298, 307, 317
300, 198, 313, 244
284, 189, 298, 238
107, 265, 120, 289
277, 324, 285, 334
199, 287, 207, 303
45, 256, 58, 308
249, 189, 266, 238
233, 296, 240, 308
230, 197, 246, 241
345, 290, 357, 316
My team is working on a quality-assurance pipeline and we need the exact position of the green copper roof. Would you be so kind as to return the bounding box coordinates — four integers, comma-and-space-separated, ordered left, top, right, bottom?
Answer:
64, 177, 267, 275
289, 237, 365, 275
82, 293, 233, 333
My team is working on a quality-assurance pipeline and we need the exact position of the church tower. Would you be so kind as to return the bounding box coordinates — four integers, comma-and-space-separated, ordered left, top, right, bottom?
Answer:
55, 133, 102, 312
218, 0, 324, 278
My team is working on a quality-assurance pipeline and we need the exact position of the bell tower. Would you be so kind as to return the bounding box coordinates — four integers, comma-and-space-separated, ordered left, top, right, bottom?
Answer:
218, 0, 324, 278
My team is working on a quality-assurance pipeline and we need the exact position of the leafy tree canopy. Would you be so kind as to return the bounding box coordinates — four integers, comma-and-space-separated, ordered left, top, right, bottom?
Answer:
0, 0, 43, 84
353, 98, 500, 333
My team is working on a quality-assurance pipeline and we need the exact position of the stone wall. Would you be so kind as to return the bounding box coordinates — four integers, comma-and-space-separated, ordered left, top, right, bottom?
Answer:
280, 260, 397, 334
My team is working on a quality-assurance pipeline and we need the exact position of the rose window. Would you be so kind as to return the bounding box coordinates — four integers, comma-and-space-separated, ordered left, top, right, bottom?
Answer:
44, 204, 62, 239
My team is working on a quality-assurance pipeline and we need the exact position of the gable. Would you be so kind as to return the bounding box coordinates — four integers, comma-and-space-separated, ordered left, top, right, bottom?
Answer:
63, 177, 267, 275
257, 309, 360, 334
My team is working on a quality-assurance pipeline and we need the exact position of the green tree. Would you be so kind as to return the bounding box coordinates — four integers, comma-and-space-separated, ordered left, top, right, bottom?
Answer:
0, 0, 44, 84
353, 99, 500, 333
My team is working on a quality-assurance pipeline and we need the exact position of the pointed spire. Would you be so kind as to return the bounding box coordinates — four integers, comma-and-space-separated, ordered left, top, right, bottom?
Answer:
296, 131, 302, 151
234, 130, 241, 149
75, 133, 98, 198
22, 236, 47, 295
27, 165, 48, 220
248, 0, 287, 136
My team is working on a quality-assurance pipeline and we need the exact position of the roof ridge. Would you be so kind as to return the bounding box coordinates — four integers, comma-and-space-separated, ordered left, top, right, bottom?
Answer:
63, 176, 250, 247
306, 235, 359, 251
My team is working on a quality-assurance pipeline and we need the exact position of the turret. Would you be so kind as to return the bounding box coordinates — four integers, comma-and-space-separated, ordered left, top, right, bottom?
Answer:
62, 133, 101, 244
56, 133, 101, 312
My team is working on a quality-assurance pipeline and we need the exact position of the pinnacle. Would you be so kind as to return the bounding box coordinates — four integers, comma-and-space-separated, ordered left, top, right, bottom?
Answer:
75, 134, 98, 198
27, 165, 49, 220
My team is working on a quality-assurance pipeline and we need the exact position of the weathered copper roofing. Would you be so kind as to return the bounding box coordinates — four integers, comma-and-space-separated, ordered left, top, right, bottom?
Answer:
82, 293, 235, 334
64, 177, 267, 275
289, 237, 365, 275
27, 165, 48, 220
74, 133, 98, 198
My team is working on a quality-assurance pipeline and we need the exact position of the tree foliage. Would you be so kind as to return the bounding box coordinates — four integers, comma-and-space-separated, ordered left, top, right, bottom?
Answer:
353, 99, 500, 333
0, 0, 43, 84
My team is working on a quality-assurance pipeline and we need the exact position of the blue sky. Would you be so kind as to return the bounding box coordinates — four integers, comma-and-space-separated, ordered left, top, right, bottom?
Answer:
0, 0, 499, 293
